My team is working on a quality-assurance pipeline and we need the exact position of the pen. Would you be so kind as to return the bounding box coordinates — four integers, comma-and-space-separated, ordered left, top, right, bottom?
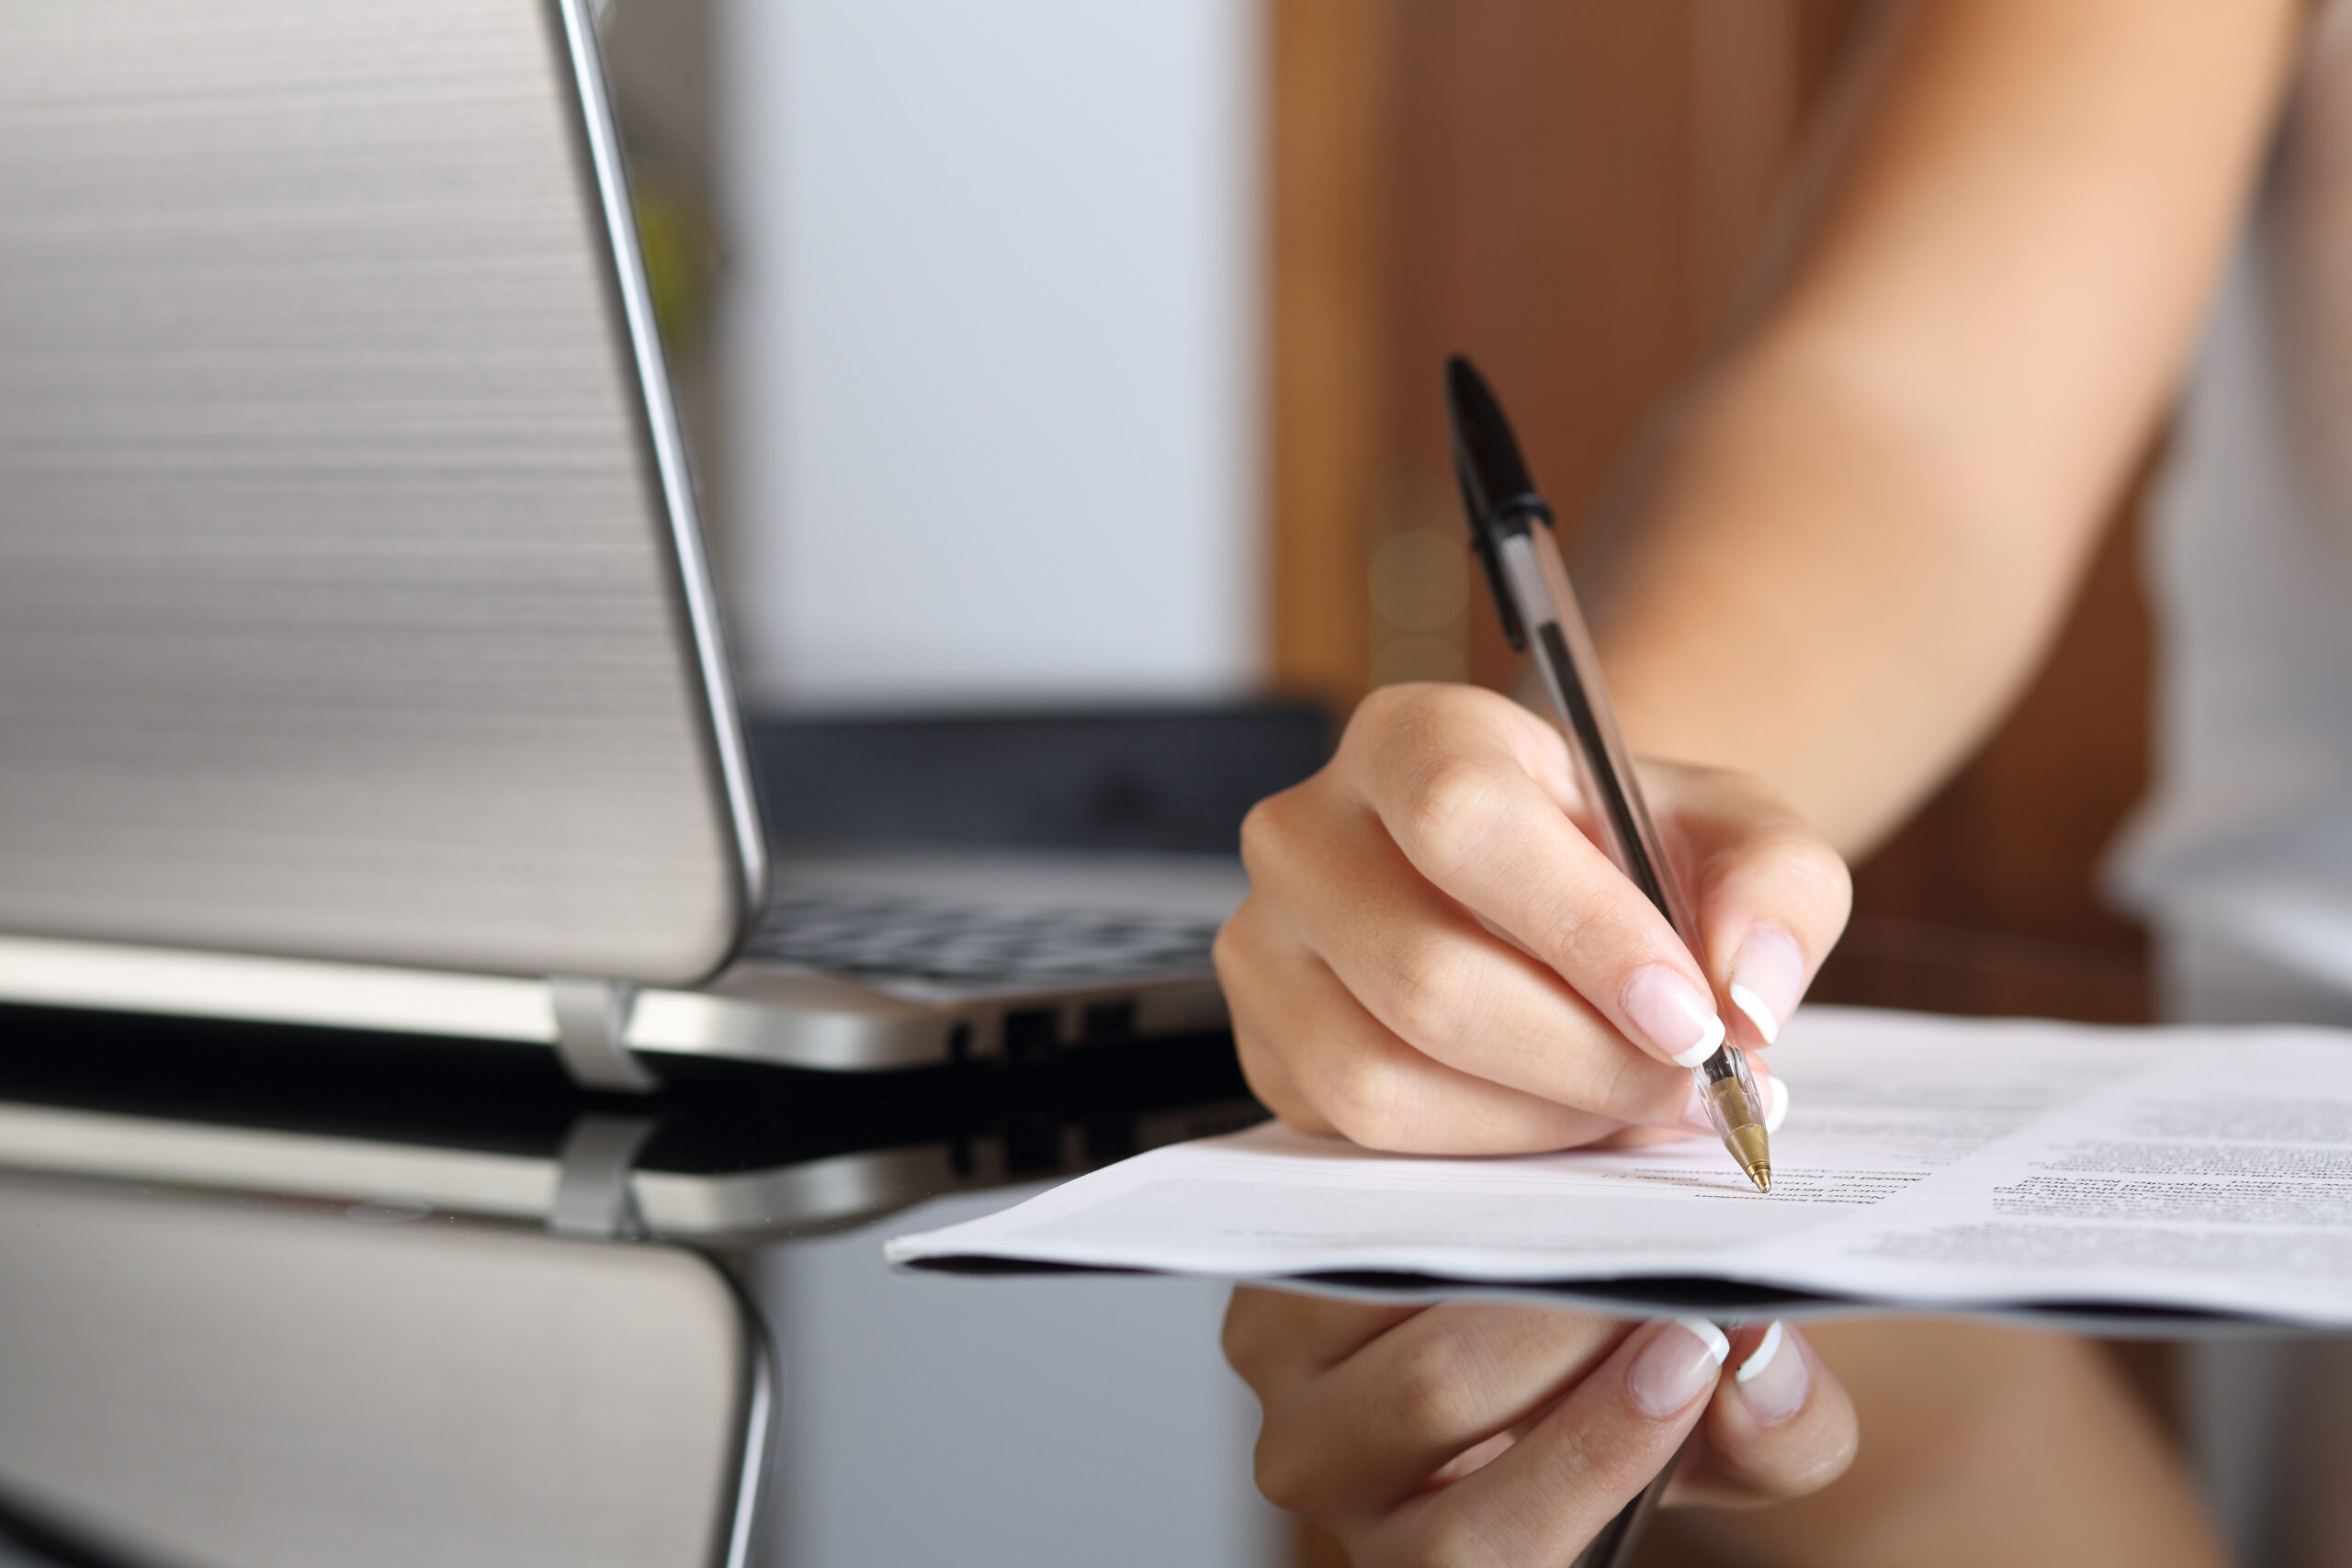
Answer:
1444, 355, 1772, 1194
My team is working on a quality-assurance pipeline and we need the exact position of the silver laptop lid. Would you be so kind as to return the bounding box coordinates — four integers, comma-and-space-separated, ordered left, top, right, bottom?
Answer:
0, 0, 764, 986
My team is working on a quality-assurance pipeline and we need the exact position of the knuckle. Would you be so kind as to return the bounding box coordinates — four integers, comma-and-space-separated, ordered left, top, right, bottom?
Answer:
1534, 1410, 1658, 1515
1251, 1427, 1321, 1514
1209, 909, 1251, 987
1527, 886, 1636, 977
1379, 931, 1481, 1050
1213, 918, 1284, 1035
1348, 679, 1439, 740
1348, 681, 1410, 733
1386, 1331, 1488, 1441
1218, 1301, 1269, 1384
1320, 1048, 1411, 1149
1236, 1038, 1320, 1133
1237, 788, 1303, 874
1396, 758, 1508, 880
1336, 683, 1429, 778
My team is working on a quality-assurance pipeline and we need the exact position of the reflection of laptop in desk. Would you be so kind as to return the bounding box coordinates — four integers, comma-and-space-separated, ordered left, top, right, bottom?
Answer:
0, 1171, 769, 1568
0, 1005, 1267, 1243
0, 1006, 1265, 1568
0, 0, 1317, 1088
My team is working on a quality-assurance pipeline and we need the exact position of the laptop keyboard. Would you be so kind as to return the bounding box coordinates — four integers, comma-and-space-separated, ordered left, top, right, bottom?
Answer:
744, 888, 1224, 986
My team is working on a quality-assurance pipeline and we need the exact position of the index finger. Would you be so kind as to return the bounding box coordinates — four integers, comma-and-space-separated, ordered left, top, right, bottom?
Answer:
1375, 1318, 1728, 1565
1221, 1284, 1421, 1401
1341, 684, 1728, 1069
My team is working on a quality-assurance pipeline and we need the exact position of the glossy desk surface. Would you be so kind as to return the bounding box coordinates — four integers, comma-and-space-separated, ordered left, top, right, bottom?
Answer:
0, 1007, 1283, 1568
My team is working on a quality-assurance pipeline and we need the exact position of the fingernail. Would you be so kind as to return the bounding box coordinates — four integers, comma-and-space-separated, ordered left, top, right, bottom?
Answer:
1623, 965, 1726, 1068
1627, 1317, 1730, 1417
1727, 928, 1806, 1045
1734, 1321, 1809, 1425
1766, 1075, 1791, 1134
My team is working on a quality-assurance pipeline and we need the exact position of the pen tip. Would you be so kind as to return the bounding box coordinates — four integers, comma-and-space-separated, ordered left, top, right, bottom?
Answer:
1724, 1125, 1771, 1193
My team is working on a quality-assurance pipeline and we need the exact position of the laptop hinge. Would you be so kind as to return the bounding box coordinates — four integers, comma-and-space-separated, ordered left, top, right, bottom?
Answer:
548, 976, 662, 1093
548, 1112, 657, 1239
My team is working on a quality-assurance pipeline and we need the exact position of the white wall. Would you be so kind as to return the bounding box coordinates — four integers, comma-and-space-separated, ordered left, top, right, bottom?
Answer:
722, 0, 1261, 709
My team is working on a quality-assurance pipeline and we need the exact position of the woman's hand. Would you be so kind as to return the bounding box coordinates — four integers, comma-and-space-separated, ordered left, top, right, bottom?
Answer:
1216, 682, 1850, 1153
1224, 1287, 1858, 1565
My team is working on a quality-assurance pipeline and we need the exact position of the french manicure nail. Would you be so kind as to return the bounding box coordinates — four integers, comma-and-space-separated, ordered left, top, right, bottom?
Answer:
1734, 1321, 1809, 1425
1627, 1317, 1730, 1417
1727, 928, 1806, 1045
1623, 965, 1726, 1068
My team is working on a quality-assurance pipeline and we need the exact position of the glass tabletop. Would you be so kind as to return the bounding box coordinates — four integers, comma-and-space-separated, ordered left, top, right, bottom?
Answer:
0, 1005, 1286, 1568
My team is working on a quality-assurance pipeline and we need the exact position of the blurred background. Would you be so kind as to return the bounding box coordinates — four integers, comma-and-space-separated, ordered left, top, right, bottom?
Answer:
604, 0, 2154, 1028
604, 0, 1260, 712
599, 3, 2171, 1560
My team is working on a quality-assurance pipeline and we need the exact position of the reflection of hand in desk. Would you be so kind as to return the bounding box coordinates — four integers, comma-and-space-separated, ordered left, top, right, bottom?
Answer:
1223, 1289, 1850, 1564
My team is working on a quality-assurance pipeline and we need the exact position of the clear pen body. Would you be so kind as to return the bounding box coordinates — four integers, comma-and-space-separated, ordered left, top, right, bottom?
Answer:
1494, 519, 1772, 1191
1695, 1040, 1770, 1188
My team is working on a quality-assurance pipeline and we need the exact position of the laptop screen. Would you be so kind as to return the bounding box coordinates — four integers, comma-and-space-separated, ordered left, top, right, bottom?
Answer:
0, 0, 763, 985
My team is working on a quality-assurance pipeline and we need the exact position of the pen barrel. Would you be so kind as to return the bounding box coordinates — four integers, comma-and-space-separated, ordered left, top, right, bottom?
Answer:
1697, 1046, 1765, 1137
1452, 358, 1769, 1194
1495, 527, 1707, 957
1697, 1044, 1771, 1189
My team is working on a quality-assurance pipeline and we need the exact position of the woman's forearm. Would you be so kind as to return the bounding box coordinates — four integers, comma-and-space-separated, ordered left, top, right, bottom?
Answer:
1580, 0, 2299, 854
1679, 1322, 2226, 1568
1586, 347, 2109, 853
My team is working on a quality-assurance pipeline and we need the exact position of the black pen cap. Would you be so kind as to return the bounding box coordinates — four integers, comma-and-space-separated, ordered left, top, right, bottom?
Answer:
1444, 355, 1551, 651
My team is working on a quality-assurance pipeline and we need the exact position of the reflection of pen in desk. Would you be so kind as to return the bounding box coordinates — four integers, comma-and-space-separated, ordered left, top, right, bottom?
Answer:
1444, 355, 1773, 1193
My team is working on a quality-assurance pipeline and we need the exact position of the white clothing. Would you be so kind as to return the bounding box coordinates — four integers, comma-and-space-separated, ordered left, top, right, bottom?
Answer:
2111, 6, 2352, 997
2102, 16, 2352, 1565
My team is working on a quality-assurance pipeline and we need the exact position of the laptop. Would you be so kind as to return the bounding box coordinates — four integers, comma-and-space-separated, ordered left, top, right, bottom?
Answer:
0, 0, 1310, 1089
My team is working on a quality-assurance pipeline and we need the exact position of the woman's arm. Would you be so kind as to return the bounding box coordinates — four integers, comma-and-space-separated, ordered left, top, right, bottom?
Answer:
1217, 6, 2298, 1562
1219, 0, 2306, 1173
1691, 1320, 2222, 1568
1585, 12, 2287, 1562
1591, 0, 2302, 852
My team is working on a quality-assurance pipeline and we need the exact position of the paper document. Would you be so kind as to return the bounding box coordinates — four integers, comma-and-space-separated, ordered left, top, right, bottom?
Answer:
887, 1009, 2352, 1326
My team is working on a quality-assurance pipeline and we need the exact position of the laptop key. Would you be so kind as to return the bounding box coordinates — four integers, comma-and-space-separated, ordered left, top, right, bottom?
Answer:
744, 890, 1220, 986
